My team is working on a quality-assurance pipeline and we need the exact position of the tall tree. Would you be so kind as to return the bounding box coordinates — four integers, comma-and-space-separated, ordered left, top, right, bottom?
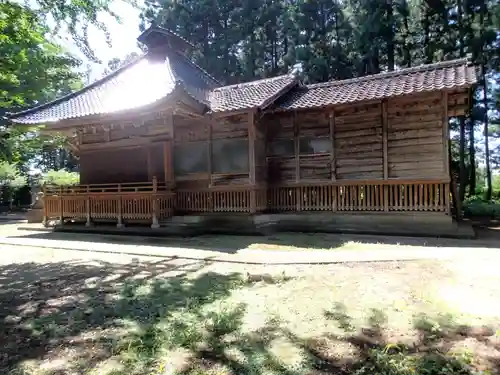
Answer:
1, 1, 83, 172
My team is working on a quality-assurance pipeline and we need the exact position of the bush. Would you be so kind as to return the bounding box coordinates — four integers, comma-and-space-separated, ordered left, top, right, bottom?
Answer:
463, 198, 500, 219
42, 169, 79, 186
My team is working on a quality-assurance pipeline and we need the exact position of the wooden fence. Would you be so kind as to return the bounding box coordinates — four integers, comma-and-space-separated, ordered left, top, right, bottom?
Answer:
43, 178, 175, 227
267, 180, 450, 213
43, 178, 450, 226
176, 187, 267, 213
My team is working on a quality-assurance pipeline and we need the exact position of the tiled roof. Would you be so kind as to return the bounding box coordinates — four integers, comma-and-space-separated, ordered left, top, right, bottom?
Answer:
209, 74, 298, 112
9, 52, 220, 124
277, 58, 478, 110
9, 57, 476, 124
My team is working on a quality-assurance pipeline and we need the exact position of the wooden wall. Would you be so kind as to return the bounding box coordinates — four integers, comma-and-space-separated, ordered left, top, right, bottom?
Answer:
335, 102, 383, 180
263, 92, 447, 185
79, 147, 149, 184
265, 112, 296, 183
173, 113, 251, 189
387, 93, 445, 179
211, 114, 249, 186
75, 91, 449, 188
173, 116, 210, 189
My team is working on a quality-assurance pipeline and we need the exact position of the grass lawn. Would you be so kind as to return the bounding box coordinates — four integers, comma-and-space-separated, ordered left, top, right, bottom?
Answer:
1, 243, 499, 375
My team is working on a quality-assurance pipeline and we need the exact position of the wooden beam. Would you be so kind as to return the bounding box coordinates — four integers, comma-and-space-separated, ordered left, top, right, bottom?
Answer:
442, 91, 449, 177
147, 145, 153, 180
294, 111, 300, 182
166, 110, 175, 183
382, 100, 388, 180
248, 111, 256, 184
79, 136, 152, 151
211, 108, 252, 119
248, 111, 256, 213
163, 141, 170, 184
208, 120, 213, 179
329, 111, 336, 180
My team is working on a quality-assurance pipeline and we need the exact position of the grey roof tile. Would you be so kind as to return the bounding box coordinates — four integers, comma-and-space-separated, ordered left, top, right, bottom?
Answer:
9, 52, 219, 124
277, 58, 478, 110
9, 58, 477, 124
209, 74, 298, 112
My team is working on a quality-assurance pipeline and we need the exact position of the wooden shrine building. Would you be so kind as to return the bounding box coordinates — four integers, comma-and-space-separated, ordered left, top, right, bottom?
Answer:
9, 27, 478, 236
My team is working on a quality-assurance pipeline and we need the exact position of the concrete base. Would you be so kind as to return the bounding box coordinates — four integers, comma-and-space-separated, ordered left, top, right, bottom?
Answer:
160, 211, 473, 239
25, 208, 43, 223
51, 212, 474, 239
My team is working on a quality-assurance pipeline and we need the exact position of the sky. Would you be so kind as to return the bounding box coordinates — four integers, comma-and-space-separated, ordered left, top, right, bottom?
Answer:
57, 2, 143, 81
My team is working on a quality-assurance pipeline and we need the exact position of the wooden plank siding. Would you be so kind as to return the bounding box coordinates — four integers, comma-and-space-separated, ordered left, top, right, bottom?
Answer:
387, 93, 445, 179
55, 91, 452, 220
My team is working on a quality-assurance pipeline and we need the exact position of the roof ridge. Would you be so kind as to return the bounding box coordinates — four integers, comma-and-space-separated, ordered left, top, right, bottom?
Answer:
306, 58, 471, 89
213, 74, 294, 92
8, 55, 147, 118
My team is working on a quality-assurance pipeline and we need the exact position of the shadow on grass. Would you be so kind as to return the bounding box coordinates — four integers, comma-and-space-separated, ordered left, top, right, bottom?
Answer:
10, 226, 500, 257
1, 259, 499, 375
0, 257, 292, 374
297, 303, 500, 375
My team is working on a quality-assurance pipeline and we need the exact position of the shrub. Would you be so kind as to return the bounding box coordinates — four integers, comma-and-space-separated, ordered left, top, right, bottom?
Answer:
463, 199, 500, 219
41, 169, 79, 186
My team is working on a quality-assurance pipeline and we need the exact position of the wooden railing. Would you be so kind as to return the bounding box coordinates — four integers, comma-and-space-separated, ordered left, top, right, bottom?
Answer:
43, 178, 175, 227
43, 178, 451, 227
177, 187, 267, 214
267, 180, 450, 214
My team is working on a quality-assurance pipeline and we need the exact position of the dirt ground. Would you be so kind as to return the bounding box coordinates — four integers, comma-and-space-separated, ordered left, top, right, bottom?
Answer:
0, 232, 499, 375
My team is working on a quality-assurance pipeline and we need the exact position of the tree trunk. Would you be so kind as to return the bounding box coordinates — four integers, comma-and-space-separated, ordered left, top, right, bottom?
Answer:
423, 5, 432, 63
402, 4, 411, 67
386, 0, 395, 71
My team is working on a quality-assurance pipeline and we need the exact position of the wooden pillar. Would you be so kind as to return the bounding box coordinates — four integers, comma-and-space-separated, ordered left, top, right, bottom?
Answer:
382, 100, 389, 212
85, 185, 92, 227
163, 141, 173, 184
207, 118, 215, 212
165, 110, 174, 185
293, 112, 302, 211
59, 186, 64, 226
329, 111, 336, 181
42, 184, 48, 227
151, 176, 160, 228
294, 112, 300, 183
248, 111, 256, 213
116, 184, 124, 228
442, 91, 449, 177
146, 144, 153, 181
442, 91, 451, 216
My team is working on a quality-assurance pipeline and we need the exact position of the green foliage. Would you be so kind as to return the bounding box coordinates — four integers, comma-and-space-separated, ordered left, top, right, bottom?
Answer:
0, 1, 82, 173
0, 1, 82, 109
41, 169, 79, 186
355, 348, 476, 375
0, 161, 27, 189
463, 198, 500, 219
27, 0, 137, 62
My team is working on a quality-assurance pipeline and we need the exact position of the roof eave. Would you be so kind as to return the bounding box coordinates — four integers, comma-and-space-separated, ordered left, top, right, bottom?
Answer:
7, 55, 148, 123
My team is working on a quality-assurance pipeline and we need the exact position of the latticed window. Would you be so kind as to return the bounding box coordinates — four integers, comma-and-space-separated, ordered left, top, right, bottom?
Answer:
212, 138, 249, 173
299, 137, 331, 155
268, 138, 295, 157
174, 142, 208, 175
